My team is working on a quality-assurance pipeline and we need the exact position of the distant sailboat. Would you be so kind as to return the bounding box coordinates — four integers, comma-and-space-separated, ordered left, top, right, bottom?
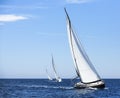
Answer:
46, 68, 53, 80
64, 8, 105, 89
52, 55, 62, 82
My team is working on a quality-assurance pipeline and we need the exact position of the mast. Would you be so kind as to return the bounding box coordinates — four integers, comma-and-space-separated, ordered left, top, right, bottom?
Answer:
64, 8, 81, 78
65, 8, 101, 83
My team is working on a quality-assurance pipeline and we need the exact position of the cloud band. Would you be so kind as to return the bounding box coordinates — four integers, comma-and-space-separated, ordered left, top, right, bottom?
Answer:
0, 14, 28, 22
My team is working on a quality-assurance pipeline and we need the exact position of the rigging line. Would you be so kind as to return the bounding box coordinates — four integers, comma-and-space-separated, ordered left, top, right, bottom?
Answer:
70, 24, 83, 82
72, 21, 100, 79
71, 21, 100, 82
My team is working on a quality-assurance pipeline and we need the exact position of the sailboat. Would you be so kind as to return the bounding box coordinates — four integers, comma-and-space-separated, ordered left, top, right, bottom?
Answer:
64, 8, 105, 89
51, 55, 62, 82
46, 68, 53, 80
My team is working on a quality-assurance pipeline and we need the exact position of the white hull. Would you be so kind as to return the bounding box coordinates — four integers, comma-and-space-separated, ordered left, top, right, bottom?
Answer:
56, 78, 62, 82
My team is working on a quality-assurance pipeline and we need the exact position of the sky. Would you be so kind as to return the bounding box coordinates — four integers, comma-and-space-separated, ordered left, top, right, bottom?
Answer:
0, 0, 120, 79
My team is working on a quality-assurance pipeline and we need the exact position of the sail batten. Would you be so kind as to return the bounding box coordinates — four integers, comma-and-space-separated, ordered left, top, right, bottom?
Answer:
65, 8, 101, 83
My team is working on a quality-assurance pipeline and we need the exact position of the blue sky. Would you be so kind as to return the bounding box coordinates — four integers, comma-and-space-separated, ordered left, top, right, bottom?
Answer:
0, 0, 120, 78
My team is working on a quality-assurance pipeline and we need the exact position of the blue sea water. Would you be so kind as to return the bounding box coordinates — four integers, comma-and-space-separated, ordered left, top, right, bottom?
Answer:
0, 79, 120, 98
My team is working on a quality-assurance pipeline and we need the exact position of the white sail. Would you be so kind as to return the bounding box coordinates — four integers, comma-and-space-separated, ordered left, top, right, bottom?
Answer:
65, 8, 101, 83
46, 68, 53, 80
52, 55, 62, 82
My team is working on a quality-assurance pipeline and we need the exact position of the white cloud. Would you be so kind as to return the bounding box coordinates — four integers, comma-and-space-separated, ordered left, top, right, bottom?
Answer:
66, 0, 93, 4
0, 5, 48, 10
0, 14, 28, 22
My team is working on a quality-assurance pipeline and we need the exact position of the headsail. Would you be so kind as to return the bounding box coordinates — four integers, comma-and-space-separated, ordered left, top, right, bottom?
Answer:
52, 55, 62, 82
46, 68, 53, 80
65, 8, 101, 83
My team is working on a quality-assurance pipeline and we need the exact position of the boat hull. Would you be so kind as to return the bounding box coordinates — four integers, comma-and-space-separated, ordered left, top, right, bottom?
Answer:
74, 80, 105, 89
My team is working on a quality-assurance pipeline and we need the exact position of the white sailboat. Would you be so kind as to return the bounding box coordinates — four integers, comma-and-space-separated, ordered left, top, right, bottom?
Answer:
46, 68, 53, 80
52, 55, 62, 82
64, 8, 105, 89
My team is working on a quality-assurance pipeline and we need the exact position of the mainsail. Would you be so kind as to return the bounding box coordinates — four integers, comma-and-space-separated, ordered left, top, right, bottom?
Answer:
52, 55, 62, 82
65, 8, 101, 83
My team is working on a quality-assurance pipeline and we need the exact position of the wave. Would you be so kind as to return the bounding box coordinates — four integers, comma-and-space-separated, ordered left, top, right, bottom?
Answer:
88, 87, 98, 90
16, 84, 74, 90
104, 87, 109, 89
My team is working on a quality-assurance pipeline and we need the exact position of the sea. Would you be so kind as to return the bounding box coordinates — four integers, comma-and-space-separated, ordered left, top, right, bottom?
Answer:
0, 79, 120, 98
